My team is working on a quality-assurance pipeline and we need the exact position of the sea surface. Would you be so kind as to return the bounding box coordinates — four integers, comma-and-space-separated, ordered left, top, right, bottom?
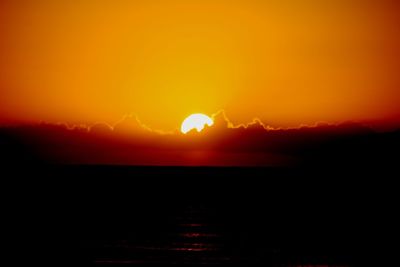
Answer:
4, 166, 397, 266
80, 203, 352, 266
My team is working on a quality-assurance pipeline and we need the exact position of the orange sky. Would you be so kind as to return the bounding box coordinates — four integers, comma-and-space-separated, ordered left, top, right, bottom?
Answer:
1, 0, 399, 130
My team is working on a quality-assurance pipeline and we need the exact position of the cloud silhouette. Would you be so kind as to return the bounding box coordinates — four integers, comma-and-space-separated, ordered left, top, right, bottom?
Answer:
89, 123, 114, 137
0, 112, 398, 167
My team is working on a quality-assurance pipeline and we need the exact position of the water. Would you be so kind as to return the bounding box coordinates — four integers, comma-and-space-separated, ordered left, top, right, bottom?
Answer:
8, 166, 392, 266
80, 205, 351, 266
90, 207, 232, 265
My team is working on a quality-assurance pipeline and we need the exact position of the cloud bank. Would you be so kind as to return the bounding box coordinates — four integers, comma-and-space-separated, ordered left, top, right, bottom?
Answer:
0, 111, 398, 167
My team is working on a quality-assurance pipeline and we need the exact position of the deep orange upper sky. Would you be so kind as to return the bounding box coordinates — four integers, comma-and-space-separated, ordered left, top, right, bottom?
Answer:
1, 0, 399, 130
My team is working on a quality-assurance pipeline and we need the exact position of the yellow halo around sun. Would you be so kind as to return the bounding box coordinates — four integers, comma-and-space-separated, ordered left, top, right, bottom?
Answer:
181, 113, 214, 134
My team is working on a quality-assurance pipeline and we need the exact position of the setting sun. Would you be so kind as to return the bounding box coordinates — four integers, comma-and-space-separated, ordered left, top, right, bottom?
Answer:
181, 114, 214, 134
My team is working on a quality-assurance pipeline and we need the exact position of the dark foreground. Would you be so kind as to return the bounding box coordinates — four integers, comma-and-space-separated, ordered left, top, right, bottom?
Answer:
3, 165, 398, 267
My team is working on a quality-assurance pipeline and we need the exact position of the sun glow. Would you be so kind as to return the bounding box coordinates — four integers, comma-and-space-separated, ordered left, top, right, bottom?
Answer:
181, 114, 214, 134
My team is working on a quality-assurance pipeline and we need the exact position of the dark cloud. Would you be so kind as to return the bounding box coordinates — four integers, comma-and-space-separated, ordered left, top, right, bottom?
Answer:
0, 113, 398, 167
89, 122, 113, 135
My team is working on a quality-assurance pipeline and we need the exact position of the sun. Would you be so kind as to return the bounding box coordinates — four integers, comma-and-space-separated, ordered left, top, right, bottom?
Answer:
181, 113, 214, 134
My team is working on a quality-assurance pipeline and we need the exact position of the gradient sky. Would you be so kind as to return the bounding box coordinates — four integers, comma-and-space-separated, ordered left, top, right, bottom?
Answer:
1, 0, 399, 130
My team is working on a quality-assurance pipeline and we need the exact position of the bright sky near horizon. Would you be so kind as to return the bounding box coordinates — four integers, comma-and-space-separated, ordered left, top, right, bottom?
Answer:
1, 1, 399, 130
